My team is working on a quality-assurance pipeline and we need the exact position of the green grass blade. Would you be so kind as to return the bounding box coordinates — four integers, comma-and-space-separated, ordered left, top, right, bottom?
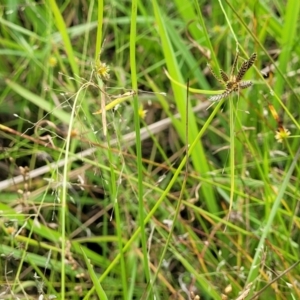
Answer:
6, 79, 71, 123
152, 0, 218, 213
80, 247, 108, 300
274, 0, 300, 98
246, 147, 300, 291
47, 0, 79, 76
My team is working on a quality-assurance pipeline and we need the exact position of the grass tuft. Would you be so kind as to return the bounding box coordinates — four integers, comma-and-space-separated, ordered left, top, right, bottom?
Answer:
1, 1, 300, 299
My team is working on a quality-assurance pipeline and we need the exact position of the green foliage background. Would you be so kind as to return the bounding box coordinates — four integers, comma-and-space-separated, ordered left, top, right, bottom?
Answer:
0, 0, 300, 299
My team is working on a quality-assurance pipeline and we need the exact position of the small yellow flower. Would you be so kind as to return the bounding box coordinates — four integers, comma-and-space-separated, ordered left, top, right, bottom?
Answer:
5, 226, 16, 235
275, 127, 291, 143
138, 105, 147, 119
48, 56, 57, 67
95, 61, 110, 80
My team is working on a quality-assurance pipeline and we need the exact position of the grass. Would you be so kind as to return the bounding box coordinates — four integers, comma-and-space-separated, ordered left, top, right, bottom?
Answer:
0, 0, 300, 299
